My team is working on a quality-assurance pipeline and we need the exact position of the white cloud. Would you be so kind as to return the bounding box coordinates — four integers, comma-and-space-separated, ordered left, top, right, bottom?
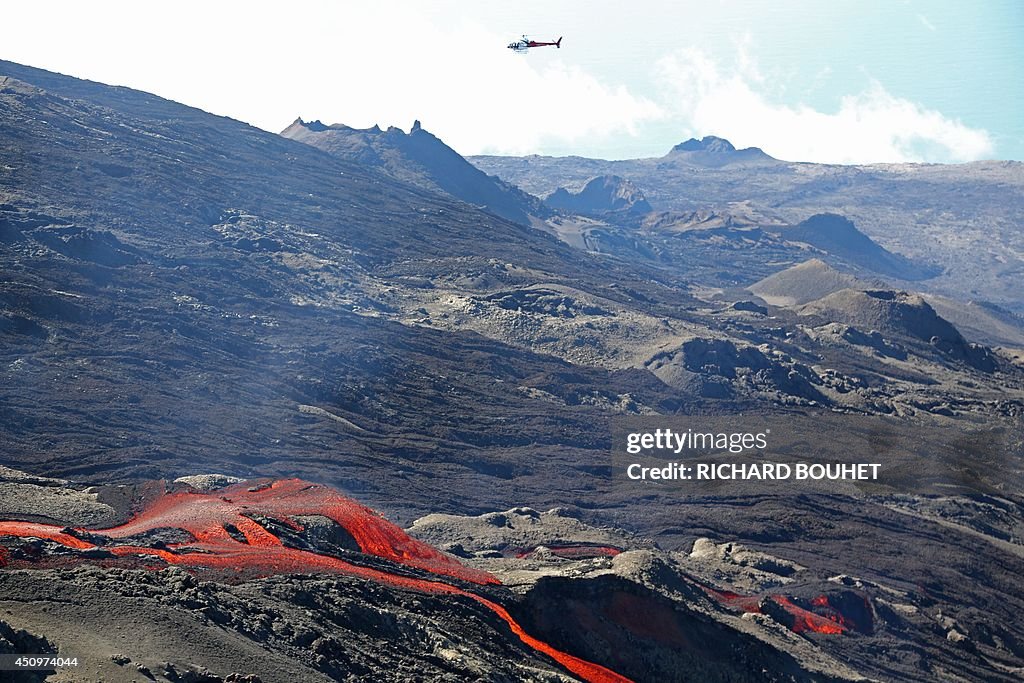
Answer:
2, 2, 993, 163
250, 5, 665, 156
655, 47, 993, 164
357, 23, 665, 156
469, 62, 665, 156
2, 1, 663, 158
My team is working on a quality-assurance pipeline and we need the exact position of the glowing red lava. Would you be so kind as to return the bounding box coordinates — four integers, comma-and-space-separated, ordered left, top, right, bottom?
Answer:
0, 478, 632, 683
703, 586, 763, 614
704, 586, 851, 635
769, 596, 847, 634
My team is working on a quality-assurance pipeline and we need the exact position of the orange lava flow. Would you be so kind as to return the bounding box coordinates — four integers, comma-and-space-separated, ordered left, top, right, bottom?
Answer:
770, 596, 846, 634
0, 522, 96, 550
0, 478, 633, 683
96, 478, 498, 585
476, 596, 631, 683
702, 586, 763, 614
704, 586, 848, 635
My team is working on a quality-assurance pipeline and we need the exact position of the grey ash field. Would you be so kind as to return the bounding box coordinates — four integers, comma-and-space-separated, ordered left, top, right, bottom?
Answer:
2, 59, 1024, 682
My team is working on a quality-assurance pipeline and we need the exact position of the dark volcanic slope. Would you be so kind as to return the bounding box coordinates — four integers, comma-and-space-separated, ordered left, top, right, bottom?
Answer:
0, 60, 692, 520
281, 117, 550, 225
780, 213, 940, 281
546, 175, 653, 220
0, 69, 563, 270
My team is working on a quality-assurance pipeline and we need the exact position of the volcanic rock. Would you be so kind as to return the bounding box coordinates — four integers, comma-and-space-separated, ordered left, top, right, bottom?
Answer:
281, 117, 550, 225
799, 289, 996, 370
545, 175, 653, 219
666, 136, 777, 167
777, 214, 940, 281
749, 259, 870, 307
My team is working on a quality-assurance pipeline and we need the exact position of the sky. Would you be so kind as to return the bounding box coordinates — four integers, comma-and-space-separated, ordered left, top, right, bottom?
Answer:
3, 0, 1022, 163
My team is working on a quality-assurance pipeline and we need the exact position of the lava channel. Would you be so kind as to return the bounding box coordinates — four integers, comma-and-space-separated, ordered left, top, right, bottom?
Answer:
704, 583, 864, 635
0, 478, 632, 683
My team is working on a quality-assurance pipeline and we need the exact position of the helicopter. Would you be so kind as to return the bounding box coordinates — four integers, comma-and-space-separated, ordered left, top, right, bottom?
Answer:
507, 35, 562, 53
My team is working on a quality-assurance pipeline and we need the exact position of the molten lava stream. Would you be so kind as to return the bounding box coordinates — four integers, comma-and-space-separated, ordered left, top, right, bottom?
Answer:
771, 596, 847, 634
702, 586, 762, 614
703, 585, 848, 635
95, 478, 497, 584
0, 479, 633, 683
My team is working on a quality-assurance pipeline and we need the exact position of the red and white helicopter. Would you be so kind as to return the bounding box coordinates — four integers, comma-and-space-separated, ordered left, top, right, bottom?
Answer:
507, 35, 563, 53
